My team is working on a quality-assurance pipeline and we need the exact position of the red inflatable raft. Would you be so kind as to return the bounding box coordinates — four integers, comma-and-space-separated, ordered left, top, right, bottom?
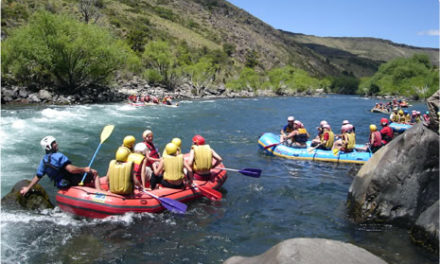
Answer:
56, 162, 227, 218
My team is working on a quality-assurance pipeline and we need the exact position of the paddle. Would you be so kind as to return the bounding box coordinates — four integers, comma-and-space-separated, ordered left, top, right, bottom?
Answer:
218, 167, 261, 178
264, 143, 280, 149
307, 143, 321, 154
192, 183, 222, 201
140, 188, 187, 214
79, 125, 115, 186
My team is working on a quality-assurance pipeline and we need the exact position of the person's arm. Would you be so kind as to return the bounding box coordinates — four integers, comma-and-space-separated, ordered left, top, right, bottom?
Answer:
186, 149, 195, 167
183, 162, 193, 185
211, 149, 223, 169
146, 148, 161, 163
20, 175, 42, 196
65, 164, 97, 176
140, 158, 147, 187
153, 159, 164, 176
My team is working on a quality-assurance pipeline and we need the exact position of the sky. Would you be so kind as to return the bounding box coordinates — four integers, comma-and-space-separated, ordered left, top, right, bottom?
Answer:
227, 0, 439, 49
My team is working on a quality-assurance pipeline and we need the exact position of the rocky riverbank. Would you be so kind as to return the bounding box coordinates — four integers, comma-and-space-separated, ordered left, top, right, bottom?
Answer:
1, 77, 329, 105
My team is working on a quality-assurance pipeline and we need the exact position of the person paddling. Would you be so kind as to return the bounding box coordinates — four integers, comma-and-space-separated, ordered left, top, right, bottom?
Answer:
106, 147, 141, 194
20, 136, 102, 196
153, 143, 193, 189
280, 116, 295, 144
187, 135, 223, 180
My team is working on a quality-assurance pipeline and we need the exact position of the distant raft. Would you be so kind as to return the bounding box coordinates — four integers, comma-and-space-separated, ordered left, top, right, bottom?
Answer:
370, 108, 390, 114
258, 132, 372, 164
389, 122, 412, 133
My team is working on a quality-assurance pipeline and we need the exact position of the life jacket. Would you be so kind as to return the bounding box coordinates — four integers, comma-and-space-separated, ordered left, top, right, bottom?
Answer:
41, 153, 69, 188
390, 113, 399, 123
192, 145, 213, 172
163, 154, 184, 181
380, 126, 393, 144
371, 131, 382, 147
345, 132, 356, 150
127, 153, 145, 182
284, 124, 294, 134
108, 160, 133, 195
294, 128, 308, 143
144, 141, 159, 167
321, 130, 334, 149
398, 114, 406, 123
405, 114, 411, 123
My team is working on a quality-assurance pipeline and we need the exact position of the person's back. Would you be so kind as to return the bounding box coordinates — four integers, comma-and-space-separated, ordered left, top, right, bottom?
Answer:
192, 144, 213, 173
163, 154, 184, 183
127, 143, 147, 188
369, 125, 382, 153
108, 147, 134, 195
319, 125, 334, 150
344, 131, 356, 152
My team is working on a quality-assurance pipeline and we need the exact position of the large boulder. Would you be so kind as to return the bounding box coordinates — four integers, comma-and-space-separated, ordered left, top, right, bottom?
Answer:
224, 238, 387, 264
426, 90, 439, 132
1, 180, 54, 210
347, 123, 439, 250
410, 200, 439, 252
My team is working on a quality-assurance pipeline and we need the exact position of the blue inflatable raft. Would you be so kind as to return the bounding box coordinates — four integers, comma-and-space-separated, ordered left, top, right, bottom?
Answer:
389, 122, 412, 133
258, 132, 372, 164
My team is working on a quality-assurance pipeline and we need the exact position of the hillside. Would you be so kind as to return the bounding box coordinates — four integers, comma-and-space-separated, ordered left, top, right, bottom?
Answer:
1, 0, 438, 80
284, 32, 439, 77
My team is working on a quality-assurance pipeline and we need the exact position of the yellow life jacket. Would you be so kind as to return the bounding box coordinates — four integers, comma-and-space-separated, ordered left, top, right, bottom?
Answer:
192, 145, 212, 172
346, 132, 356, 150
321, 130, 334, 149
163, 154, 184, 181
108, 160, 133, 195
405, 114, 411, 123
127, 153, 145, 178
390, 113, 399, 122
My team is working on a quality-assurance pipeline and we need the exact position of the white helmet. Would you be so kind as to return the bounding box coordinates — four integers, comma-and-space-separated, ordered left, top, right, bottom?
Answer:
142, 130, 153, 140
134, 142, 147, 154
287, 116, 295, 122
342, 120, 350, 125
40, 136, 56, 151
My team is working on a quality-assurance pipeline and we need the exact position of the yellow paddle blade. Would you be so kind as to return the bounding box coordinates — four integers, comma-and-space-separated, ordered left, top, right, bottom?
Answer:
100, 125, 115, 143
332, 148, 339, 156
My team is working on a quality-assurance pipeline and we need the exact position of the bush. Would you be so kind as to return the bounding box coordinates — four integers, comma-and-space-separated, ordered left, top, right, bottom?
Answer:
358, 54, 438, 98
2, 11, 133, 93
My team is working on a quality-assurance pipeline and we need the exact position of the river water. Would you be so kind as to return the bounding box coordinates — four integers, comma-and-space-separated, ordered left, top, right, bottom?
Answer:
1, 95, 436, 264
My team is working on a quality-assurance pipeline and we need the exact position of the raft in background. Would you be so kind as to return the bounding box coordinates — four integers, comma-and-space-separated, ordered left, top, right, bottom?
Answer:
370, 108, 390, 114
56, 160, 226, 218
389, 122, 412, 133
258, 132, 372, 164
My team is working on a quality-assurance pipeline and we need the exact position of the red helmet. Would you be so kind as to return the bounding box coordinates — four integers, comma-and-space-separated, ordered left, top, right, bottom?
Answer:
192, 135, 205, 145
380, 118, 389, 125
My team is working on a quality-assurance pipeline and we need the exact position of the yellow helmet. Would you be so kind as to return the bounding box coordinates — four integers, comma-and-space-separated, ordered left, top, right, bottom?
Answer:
123, 135, 136, 148
369, 124, 377, 131
165, 143, 178, 155
115, 147, 130, 162
171, 138, 182, 148
398, 110, 404, 115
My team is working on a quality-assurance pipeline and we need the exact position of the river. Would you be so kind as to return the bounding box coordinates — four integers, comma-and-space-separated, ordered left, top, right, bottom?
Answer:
1, 95, 436, 264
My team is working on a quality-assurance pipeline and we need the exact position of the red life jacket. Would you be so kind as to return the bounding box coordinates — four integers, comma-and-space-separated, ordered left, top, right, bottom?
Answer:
371, 131, 382, 147
380, 126, 393, 144
144, 141, 159, 167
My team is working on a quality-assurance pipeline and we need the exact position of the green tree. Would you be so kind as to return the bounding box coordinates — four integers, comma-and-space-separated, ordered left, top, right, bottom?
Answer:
358, 54, 438, 98
142, 40, 175, 87
181, 56, 216, 95
2, 11, 133, 93
226, 67, 262, 91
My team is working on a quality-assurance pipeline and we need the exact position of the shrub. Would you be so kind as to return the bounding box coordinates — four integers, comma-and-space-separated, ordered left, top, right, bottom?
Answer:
2, 11, 133, 93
